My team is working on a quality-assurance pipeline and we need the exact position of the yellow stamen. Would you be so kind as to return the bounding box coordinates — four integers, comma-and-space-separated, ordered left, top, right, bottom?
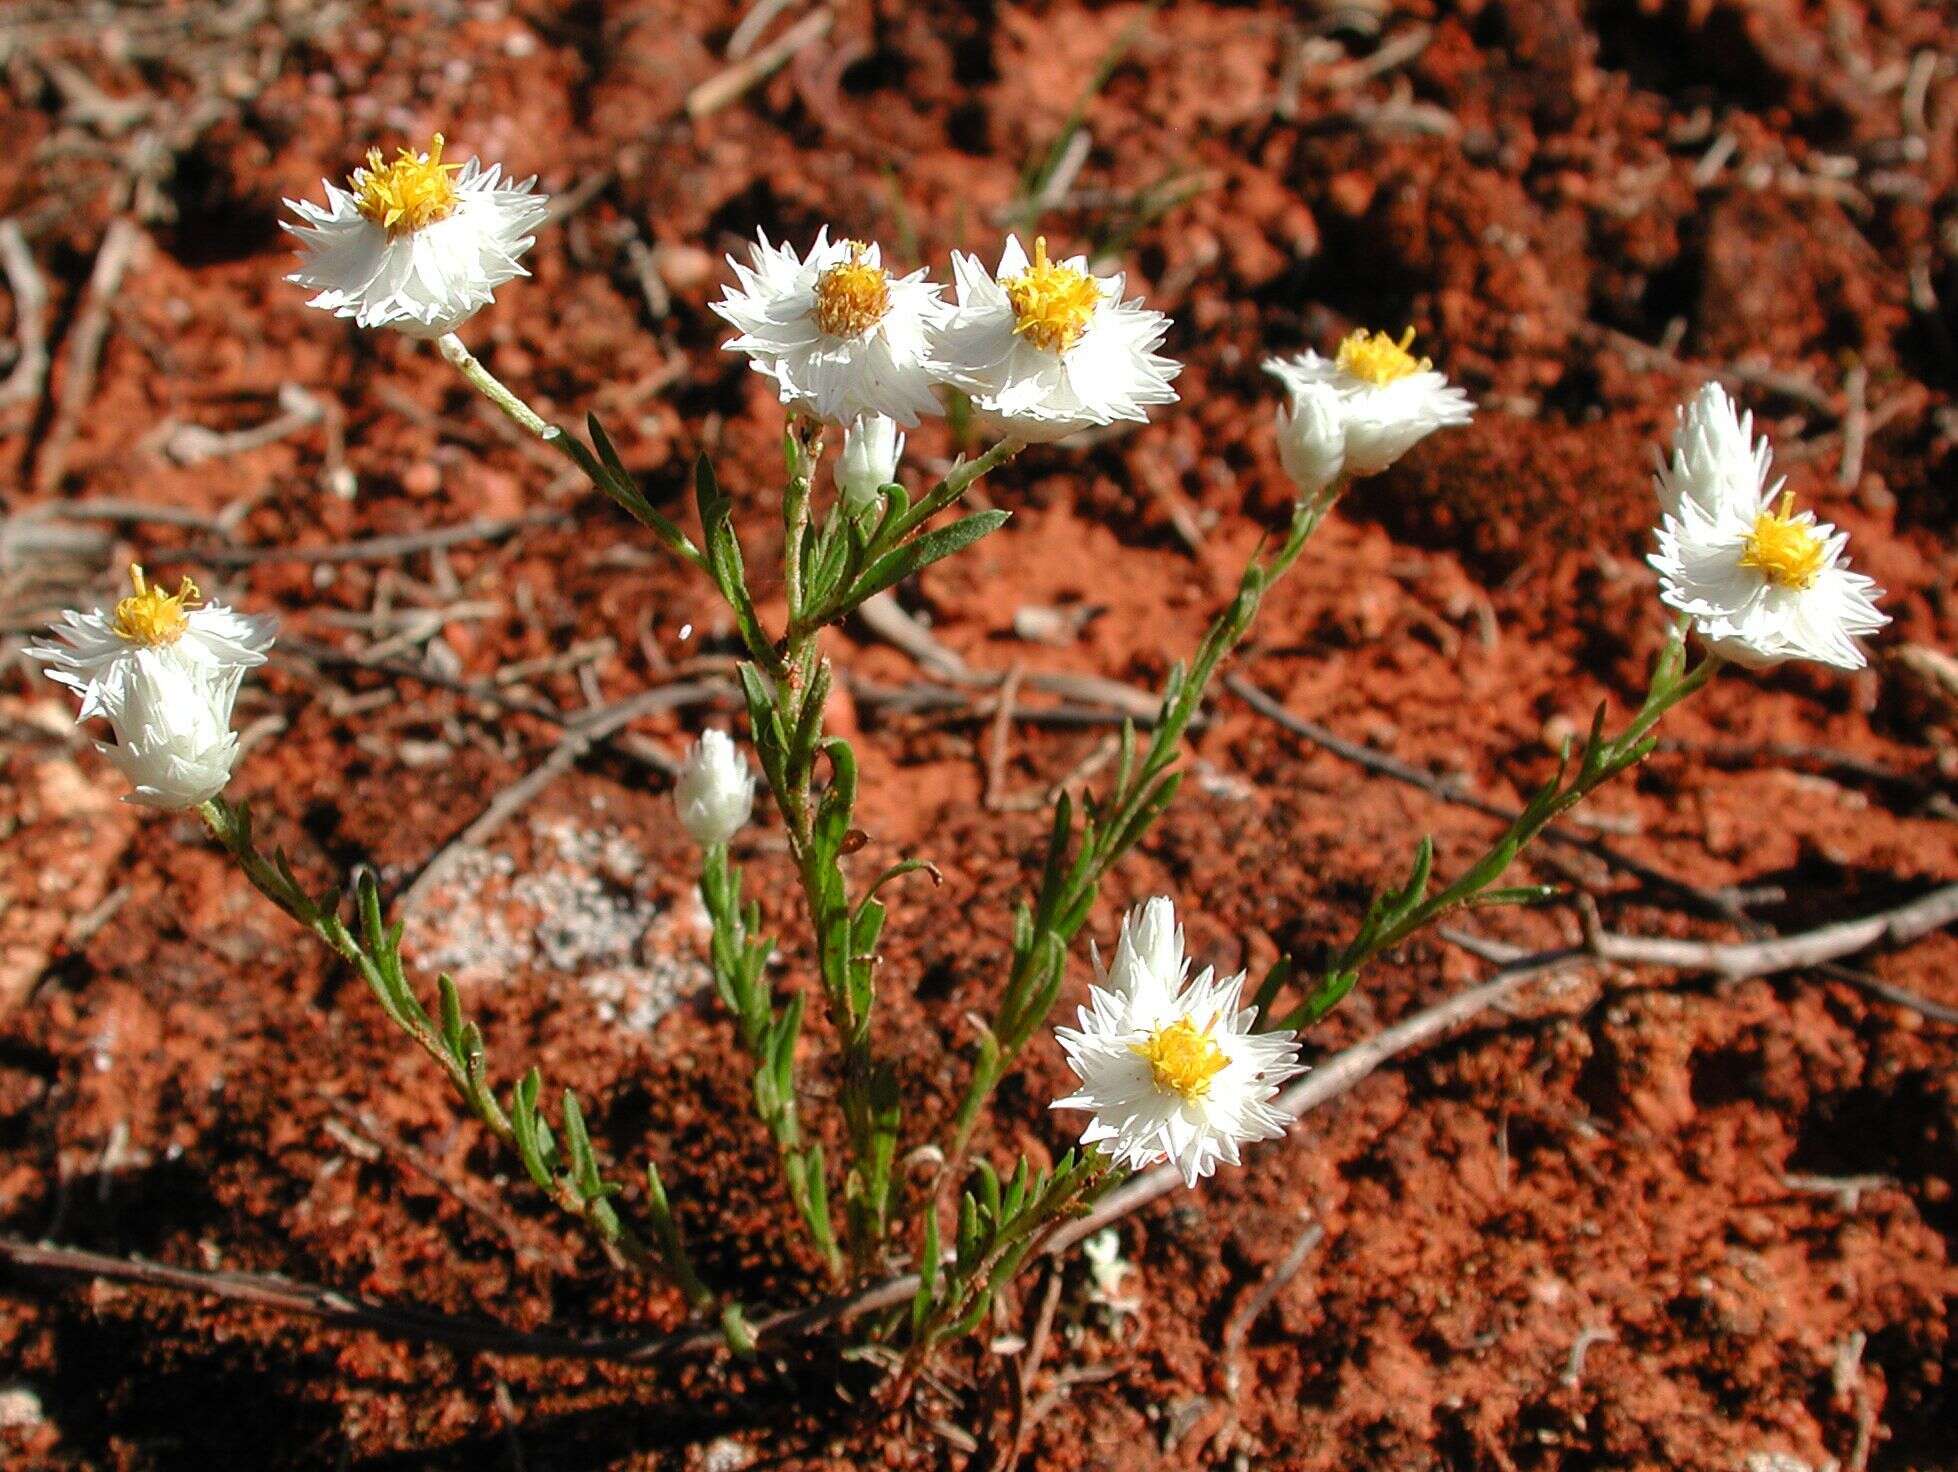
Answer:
1739, 491, 1826, 590
1336, 326, 1431, 386
1131, 1016, 1227, 1102
812, 243, 892, 338
353, 134, 460, 236
1003, 237, 1101, 354
112, 564, 200, 647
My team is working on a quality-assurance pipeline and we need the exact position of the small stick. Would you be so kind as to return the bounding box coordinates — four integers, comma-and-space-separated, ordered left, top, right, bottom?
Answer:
186, 512, 568, 567
1462, 885, 1958, 1021
1573, 885, 1958, 982
727, 0, 797, 59
984, 663, 1025, 810
994, 1267, 1064, 1472
326, 1099, 576, 1273
35, 217, 142, 492
162, 383, 325, 466
686, 7, 833, 119
0, 219, 50, 412
1560, 1325, 1616, 1388
1227, 674, 1749, 922
396, 679, 725, 916
1769, 1161, 1895, 1213
1837, 362, 1870, 489
12, 498, 225, 532
1221, 1219, 1324, 1386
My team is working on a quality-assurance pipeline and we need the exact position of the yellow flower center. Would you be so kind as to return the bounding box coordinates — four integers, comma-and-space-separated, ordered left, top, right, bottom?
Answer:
1131, 1017, 1228, 1102
1336, 326, 1431, 386
111, 565, 200, 647
353, 134, 460, 236
812, 244, 892, 339
1739, 491, 1826, 590
1003, 237, 1101, 354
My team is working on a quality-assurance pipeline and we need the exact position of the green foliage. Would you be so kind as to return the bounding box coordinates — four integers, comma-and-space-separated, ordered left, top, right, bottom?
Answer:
907, 1151, 1108, 1356
198, 797, 714, 1312
202, 333, 1730, 1391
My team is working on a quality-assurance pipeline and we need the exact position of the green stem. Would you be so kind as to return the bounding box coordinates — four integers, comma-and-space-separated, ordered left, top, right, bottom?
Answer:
437, 332, 552, 438
700, 842, 845, 1280
946, 484, 1341, 1161
199, 798, 716, 1312
1267, 629, 1719, 1031
439, 331, 712, 578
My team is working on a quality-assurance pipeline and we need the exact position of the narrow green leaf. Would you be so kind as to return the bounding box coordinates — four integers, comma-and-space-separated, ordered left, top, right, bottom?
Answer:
560, 1090, 603, 1199
839, 509, 1009, 613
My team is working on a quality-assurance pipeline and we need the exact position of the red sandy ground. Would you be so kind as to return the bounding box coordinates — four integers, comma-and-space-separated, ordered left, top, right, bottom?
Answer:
1, 1, 1956, 1468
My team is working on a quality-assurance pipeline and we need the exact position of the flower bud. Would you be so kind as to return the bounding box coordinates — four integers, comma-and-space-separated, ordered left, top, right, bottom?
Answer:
96, 652, 245, 809
836, 413, 904, 512
675, 729, 755, 847
1273, 380, 1345, 499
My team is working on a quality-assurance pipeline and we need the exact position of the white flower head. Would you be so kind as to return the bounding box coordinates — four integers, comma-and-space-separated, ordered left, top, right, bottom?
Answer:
1272, 377, 1346, 499
1648, 392, 1887, 670
675, 729, 755, 847
712, 230, 948, 427
1053, 897, 1304, 1188
285, 134, 549, 339
93, 652, 245, 809
836, 413, 904, 512
27, 565, 277, 720
933, 235, 1180, 443
1263, 327, 1472, 476
1653, 382, 1775, 525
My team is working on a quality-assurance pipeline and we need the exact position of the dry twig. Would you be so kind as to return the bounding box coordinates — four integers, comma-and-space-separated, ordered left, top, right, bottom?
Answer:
0, 220, 50, 412
188, 512, 568, 567
1227, 674, 1749, 922
35, 218, 141, 492
686, 7, 833, 119
396, 679, 726, 915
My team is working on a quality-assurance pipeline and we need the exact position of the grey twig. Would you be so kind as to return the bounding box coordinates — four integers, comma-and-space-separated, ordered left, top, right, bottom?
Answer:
396, 679, 727, 916
186, 512, 569, 567
35, 217, 142, 492
1226, 674, 1749, 922
1572, 885, 1958, 982
1221, 1218, 1324, 1389
0, 220, 50, 412
685, 7, 833, 119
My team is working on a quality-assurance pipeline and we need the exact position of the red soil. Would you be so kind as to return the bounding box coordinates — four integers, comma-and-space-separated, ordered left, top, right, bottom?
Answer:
2, 1, 1956, 1468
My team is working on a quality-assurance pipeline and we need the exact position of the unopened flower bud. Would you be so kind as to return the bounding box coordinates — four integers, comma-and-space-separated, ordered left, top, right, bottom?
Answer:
836, 413, 904, 512
1272, 380, 1345, 499
675, 729, 754, 846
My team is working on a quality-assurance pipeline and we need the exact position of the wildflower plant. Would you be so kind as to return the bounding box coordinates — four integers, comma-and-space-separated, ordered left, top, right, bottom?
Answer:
36, 136, 1892, 1384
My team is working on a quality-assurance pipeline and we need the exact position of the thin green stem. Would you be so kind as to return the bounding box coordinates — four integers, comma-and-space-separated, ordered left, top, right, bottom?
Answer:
700, 841, 844, 1280
945, 484, 1341, 1162
1266, 630, 1720, 1031
437, 333, 552, 438
199, 798, 716, 1313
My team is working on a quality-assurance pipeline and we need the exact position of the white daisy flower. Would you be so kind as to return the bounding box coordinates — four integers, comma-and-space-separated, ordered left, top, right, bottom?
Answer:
1648, 394, 1888, 670
675, 730, 755, 847
285, 134, 549, 339
1263, 327, 1472, 475
92, 652, 247, 810
933, 236, 1180, 443
1653, 382, 1775, 525
711, 230, 947, 427
27, 565, 276, 720
1053, 897, 1304, 1188
1272, 377, 1346, 499
835, 413, 904, 512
